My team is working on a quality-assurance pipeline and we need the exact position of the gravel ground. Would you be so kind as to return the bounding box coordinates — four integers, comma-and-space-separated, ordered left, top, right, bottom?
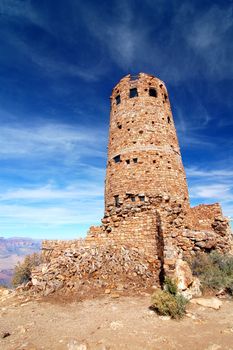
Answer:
1, 289, 233, 350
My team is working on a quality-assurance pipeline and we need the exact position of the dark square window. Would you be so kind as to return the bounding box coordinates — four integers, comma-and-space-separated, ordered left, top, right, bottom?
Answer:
149, 88, 157, 97
116, 95, 121, 105
113, 155, 121, 163
133, 158, 138, 163
139, 196, 145, 202
130, 88, 138, 98
126, 159, 130, 164
131, 196, 136, 202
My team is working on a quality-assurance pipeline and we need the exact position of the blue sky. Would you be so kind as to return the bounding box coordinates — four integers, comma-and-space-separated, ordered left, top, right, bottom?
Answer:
0, 0, 232, 239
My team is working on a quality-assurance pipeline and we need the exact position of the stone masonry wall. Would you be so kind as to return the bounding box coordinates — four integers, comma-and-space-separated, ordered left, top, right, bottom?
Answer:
105, 73, 189, 214
189, 203, 223, 231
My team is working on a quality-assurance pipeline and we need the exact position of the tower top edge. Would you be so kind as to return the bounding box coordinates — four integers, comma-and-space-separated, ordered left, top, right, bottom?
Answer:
112, 73, 165, 93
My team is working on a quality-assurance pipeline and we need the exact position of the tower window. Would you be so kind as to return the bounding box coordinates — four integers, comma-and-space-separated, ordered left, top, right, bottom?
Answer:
126, 159, 130, 164
139, 196, 145, 202
113, 155, 121, 163
129, 88, 138, 98
117, 124, 122, 129
131, 196, 136, 202
133, 158, 138, 163
149, 88, 157, 97
116, 95, 121, 105
114, 195, 120, 207
167, 116, 171, 124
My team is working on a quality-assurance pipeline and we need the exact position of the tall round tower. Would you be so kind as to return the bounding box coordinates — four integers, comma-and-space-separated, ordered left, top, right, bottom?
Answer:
104, 73, 189, 212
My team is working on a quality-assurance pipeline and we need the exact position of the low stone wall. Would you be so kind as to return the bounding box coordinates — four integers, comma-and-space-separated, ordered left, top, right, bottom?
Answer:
189, 203, 223, 231
32, 242, 160, 297
28, 198, 232, 297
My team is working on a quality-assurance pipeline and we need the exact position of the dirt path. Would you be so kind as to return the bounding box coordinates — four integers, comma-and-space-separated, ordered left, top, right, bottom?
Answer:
1, 290, 233, 350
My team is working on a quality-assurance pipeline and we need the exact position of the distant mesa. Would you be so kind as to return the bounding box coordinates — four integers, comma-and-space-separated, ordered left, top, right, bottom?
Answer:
0, 237, 41, 287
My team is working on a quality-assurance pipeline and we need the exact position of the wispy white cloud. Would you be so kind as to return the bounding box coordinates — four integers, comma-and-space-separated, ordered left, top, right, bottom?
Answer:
2, 1, 233, 83
0, 202, 103, 226
186, 5, 233, 50
0, 122, 106, 159
190, 184, 232, 200
0, 183, 103, 201
0, 121, 106, 235
80, 1, 153, 71
187, 165, 233, 219
174, 3, 233, 80
187, 167, 233, 178
0, 0, 45, 28
1, 30, 106, 82
0, 0, 108, 82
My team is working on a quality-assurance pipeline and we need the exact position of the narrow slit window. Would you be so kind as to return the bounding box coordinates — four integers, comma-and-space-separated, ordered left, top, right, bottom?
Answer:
167, 116, 171, 124
116, 95, 121, 105
149, 88, 157, 97
129, 88, 138, 98
133, 158, 138, 163
114, 195, 120, 207
113, 155, 121, 163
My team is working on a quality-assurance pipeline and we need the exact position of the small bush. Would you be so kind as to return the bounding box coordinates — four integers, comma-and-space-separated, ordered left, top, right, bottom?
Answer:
151, 290, 188, 319
189, 251, 233, 294
12, 252, 42, 287
164, 277, 178, 296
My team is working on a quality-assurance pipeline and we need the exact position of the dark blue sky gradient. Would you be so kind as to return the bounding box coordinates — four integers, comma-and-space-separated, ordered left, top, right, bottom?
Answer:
0, 0, 232, 238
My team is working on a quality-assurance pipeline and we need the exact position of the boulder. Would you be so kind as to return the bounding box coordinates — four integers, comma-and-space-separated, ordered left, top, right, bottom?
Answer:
182, 277, 202, 300
175, 258, 193, 291
190, 297, 222, 310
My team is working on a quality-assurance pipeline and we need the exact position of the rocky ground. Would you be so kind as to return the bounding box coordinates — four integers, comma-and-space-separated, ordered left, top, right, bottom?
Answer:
1, 288, 233, 350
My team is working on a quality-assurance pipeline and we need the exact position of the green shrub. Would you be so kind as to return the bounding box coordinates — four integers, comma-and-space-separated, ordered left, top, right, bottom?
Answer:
151, 290, 188, 319
12, 252, 42, 287
164, 277, 178, 296
189, 251, 233, 294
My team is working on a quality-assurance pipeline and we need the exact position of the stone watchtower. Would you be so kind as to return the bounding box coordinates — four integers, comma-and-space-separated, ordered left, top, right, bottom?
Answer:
105, 73, 189, 212
38, 73, 232, 294
101, 72, 232, 277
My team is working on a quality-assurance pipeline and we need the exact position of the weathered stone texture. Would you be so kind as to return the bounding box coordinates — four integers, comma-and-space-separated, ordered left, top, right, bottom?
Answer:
29, 73, 232, 295
105, 73, 189, 212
